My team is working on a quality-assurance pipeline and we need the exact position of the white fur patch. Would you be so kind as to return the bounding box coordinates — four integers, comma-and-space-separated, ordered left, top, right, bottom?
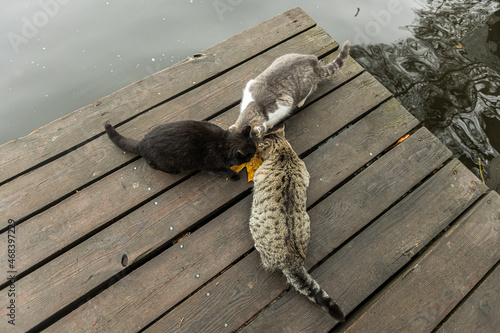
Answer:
297, 86, 314, 107
241, 79, 255, 112
265, 104, 292, 129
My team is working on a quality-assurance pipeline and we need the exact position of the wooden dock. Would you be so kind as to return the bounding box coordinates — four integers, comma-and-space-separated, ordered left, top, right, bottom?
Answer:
1, 8, 499, 333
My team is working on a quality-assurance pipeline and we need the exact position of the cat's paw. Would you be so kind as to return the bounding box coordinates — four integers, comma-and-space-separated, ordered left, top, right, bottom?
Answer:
228, 124, 238, 132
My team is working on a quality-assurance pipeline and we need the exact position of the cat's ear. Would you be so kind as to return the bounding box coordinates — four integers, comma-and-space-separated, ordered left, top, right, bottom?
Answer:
276, 125, 285, 137
241, 126, 252, 137
236, 150, 245, 159
236, 149, 253, 161
258, 140, 271, 150
228, 124, 238, 132
252, 125, 265, 138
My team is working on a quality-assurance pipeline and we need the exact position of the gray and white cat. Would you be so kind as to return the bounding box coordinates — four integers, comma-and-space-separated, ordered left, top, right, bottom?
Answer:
250, 126, 345, 321
229, 41, 350, 137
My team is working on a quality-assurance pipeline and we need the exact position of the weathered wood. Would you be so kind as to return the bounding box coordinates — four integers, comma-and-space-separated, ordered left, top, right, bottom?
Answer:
303, 98, 418, 205
147, 251, 274, 333
76, 127, 448, 327
13, 95, 415, 331
437, 262, 500, 333
142, 129, 458, 333
0, 25, 339, 229
0, 59, 369, 278
10, 68, 389, 332
0, 7, 315, 185
2, 7, 494, 333
243, 159, 487, 333
45, 196, 254, 333
339, 190, 500, 333
44, 95, 418, 329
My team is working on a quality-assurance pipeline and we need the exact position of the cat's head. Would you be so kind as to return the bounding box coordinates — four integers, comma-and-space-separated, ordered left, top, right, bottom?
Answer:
229, 126, 257, 164
229, 102, 266, 139
256, 126, 288, 159
230, 123, 266, 139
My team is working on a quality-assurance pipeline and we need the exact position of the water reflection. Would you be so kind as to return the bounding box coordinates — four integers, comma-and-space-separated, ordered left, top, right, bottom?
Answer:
351, 0, 500, 183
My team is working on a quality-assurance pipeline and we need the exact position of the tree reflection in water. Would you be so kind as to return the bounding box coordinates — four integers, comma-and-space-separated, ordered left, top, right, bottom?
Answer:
351, 0, 500, 185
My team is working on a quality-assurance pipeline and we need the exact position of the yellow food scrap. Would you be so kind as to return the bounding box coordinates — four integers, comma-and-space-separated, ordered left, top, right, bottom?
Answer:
231, 152, 263, 182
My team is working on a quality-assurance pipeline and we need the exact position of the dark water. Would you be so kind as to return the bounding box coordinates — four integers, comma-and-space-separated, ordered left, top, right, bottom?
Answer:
351, 0, 500, 187
2, 0, 500, 185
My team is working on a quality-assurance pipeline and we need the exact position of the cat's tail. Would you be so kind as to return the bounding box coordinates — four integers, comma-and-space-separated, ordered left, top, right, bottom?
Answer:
104, 122, 140, 155
282, 265, 345, 322
320, 40, 350, 79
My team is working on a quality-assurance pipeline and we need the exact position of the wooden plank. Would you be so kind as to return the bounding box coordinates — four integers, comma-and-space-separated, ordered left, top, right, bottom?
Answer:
142, 130, 459, 333
1, 60, 368, 278
0, 25, 339, 229
436, 262, 500, 333
7, 68, 386, 332
242, 159, 487, 333
0, 7, 315, 185
340, 190, 500, 333
46, 196, 254, 333
303, 98, 417, 205
151, 251, 271, 333
47, 127, 450, 333
13, 96, 416, 331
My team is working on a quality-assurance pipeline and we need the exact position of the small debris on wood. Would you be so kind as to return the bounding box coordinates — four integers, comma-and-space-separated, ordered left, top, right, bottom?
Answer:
385, 134, 410, 151
175, 232, 191, 243
91, 318, 100, 332
215, 119, 231, 126
478, 157, 485, 184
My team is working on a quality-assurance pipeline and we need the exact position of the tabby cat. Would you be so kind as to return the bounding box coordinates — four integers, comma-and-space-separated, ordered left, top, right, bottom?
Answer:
250, 126, 345, 321
229, 41, 350, 137
105, 120, 255, 180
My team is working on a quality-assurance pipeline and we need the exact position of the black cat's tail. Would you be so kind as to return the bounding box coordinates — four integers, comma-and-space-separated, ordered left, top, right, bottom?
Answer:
104, 122, 140, 155
282, 265, 345, 322
320, 40, 350, 79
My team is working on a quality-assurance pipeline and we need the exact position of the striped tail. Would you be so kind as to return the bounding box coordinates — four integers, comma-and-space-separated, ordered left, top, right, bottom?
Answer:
104, 122, 141, 155
282, 265, 345, 322
320, 40, 350, 79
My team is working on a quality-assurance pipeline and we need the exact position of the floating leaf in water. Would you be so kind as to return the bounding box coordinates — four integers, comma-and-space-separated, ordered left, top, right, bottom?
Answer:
231, 152, 263, 182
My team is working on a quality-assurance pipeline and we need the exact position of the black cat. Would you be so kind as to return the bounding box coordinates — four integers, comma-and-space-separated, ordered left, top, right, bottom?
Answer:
105, 120, 256, 180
